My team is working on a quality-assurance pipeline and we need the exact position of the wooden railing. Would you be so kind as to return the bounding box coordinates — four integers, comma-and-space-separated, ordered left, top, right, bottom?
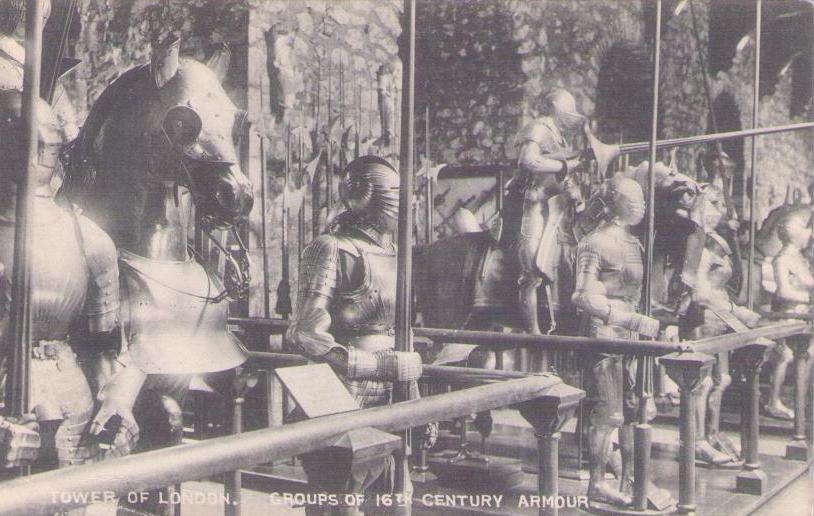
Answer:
231, 316, 813, 514
0, 369, 581, 516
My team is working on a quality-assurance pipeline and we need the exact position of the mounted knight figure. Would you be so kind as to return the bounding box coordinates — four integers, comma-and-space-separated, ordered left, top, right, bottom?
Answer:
504, 88, 587, 343
59, 36, 254, 509
0, 90, 136, 482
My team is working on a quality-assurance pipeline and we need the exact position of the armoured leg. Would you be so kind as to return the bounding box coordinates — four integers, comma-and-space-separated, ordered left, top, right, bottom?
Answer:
765, 341, 794, 420
518, 270, 542, 335
587, 355, 630, 506
707, 353, 739, 460
693, 359, 731, 465
618, 423, 634, 496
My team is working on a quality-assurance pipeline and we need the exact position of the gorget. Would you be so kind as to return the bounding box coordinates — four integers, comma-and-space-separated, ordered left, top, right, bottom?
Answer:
119, 250, 247, 374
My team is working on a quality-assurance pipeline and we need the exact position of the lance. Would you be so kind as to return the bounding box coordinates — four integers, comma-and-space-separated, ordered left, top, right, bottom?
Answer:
394, 0, 416, 510
7, 0, 44, 429
354, 77, 361, 159
275, 123, 292, 319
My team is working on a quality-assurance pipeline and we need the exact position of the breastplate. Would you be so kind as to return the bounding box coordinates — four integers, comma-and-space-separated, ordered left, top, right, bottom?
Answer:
330, 240, 397, 342
119, 250, 247, 374
0, 200, 89, 343
598, 237, 644, 307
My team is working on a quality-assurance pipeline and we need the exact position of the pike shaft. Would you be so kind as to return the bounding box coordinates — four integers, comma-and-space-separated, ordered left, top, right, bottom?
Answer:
8, 0, 44, 418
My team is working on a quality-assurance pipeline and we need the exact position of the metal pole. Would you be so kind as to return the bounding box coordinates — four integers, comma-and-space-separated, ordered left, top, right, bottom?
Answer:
224, 396, 244, 516
644, 0, 662, 316
259, 135, 270, 318
395, 0, 416, 511
7, 0, 44, 421
636, 0, 661, 509
747, 0, 761, 309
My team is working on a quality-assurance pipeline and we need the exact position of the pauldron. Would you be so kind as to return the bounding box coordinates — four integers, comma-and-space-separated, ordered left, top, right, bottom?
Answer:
297, 235, 339, 302
75, 214, 120, 333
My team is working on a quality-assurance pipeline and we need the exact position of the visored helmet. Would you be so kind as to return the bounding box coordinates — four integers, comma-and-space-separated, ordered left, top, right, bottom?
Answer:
339, 155, 400, 230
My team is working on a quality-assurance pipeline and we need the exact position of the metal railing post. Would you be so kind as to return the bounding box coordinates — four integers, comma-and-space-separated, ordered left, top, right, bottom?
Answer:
662, 353, 715, 515
736, 341, 771, 495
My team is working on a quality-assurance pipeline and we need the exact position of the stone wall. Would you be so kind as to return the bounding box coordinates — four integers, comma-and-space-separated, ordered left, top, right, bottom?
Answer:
246, 0, 403, 318
417, 0, 812, 219
66, 0, 248, 119
56, 0, 814, 319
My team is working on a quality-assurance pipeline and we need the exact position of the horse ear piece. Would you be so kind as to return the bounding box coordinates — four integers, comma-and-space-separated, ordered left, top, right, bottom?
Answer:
151, 35, 181, 89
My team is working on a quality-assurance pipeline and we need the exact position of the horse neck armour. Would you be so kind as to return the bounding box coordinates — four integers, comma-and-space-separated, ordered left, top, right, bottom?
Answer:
118, 250, 247, 374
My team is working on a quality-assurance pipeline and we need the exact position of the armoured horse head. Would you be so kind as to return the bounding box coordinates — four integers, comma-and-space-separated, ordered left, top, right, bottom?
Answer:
576, 160, 700, 239
61, 37, 253, 243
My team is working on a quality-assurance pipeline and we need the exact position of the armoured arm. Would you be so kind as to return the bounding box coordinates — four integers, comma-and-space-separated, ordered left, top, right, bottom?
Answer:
517, 123, 580, 178
90, 354, 144, 457
572, 238, 659, 337
286, 235, 345, 358
286, 236, 422, 382
518, 141, 571, 176
79, 216, 121, 334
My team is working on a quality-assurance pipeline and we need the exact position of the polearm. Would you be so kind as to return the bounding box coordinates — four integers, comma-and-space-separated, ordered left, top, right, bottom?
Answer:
259, 134, 271, 318
7, 0, 44, 424
394, 0, 416, 511
311, 55, 322, 238
424, 105, 432, 244
326, 51, 333, 213
298, 109, 305, 258
687, 0, 744, 295
275, 123, 292, 319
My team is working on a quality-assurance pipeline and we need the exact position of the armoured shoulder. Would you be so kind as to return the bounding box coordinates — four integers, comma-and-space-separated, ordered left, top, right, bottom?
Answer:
578, 227, 613, 256
75, 214, 120, 331
298, 234, 341, 298
516, 118, 560, 153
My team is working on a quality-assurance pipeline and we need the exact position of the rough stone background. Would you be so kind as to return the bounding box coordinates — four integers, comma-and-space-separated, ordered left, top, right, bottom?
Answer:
59, 0, 813, 318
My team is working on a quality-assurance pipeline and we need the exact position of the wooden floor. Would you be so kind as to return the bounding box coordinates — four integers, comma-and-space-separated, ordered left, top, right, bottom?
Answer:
147, 406, 808, 516
409, 410, 811, 516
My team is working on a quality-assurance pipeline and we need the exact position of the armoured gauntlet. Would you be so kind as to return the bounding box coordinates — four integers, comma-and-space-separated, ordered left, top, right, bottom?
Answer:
347, 348, 423, 382
0, 415, 40, 467
607, 307, 660, 338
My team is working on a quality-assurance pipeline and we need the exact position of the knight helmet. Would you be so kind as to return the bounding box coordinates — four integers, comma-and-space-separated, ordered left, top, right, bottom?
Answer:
339, 155, 400, 232
605, 173, 646, 226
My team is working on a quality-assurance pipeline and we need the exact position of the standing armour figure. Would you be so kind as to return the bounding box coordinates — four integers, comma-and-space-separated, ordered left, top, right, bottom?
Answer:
287, 156, 423, 515
572, 174, 668, 507
0, 91, 133, 514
